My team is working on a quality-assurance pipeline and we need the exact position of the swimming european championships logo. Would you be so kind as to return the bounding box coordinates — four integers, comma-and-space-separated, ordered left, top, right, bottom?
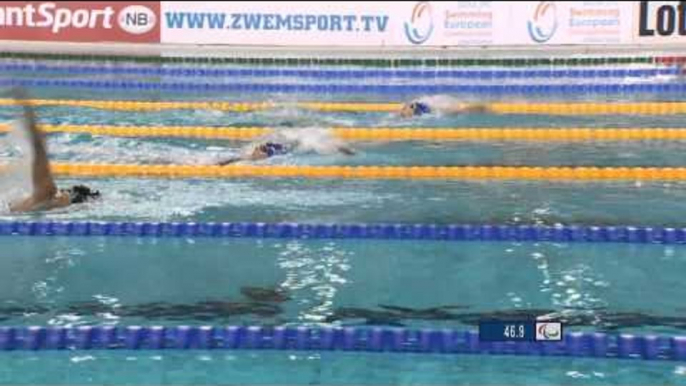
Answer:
527, 1, 558, 43
404, 2, 434, 45
535, 322, 562, 341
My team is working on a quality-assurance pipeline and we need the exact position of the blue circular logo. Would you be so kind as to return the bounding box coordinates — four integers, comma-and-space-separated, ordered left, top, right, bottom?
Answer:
404, 2, 435, 45
527, 2, 558, 43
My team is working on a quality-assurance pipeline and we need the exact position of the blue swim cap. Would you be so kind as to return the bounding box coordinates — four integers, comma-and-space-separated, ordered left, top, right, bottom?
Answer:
410, 101, 431, 116
261, 142, 287, 157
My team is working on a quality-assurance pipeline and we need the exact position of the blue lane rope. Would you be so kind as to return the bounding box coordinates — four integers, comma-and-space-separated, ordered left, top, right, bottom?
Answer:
2, 79, 685, 95
0, 64, 679, 80
2, 221, 686, 245
0, 325, 683, 361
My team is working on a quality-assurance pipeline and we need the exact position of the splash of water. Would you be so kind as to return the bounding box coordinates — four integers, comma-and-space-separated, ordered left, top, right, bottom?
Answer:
417, 94, 462, 110
270, 127, 348, 155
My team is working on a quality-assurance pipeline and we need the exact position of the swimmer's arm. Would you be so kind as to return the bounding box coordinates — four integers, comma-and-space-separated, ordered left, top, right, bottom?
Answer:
217, 156, 244, 166
443, 103, 491, 115
336, 145, 356, 156
18, 92, 57, 201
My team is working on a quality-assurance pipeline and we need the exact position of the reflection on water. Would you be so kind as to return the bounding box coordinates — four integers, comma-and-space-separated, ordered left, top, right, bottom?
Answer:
1, 297, 685, 332
277, 240, 352, 324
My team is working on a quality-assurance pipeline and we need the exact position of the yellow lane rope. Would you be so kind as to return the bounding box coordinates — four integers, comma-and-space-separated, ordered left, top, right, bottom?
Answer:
11, 164, 685, 180
2, 125, 686, 141
0, 99, 398, 112
2, 99, 686, 114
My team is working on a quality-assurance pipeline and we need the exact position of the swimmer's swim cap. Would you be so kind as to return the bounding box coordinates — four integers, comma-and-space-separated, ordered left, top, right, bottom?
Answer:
410, 101, 431, 116
65, 185, 100, 204
259, 142, 288, 157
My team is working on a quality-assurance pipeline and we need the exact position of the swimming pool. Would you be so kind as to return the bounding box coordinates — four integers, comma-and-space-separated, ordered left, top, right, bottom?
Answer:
1, 51, 686, 385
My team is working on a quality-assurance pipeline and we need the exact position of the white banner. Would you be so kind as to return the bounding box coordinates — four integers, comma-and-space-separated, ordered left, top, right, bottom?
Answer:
162, 1, 405, 46
160, 1, 641, 47
503, 1, 634, 46
160, 1, 512, 47
440, 2, 511, 46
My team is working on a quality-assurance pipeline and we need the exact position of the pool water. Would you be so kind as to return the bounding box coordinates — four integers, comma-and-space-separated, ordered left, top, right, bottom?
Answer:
0, 57, 686, 385
1, 351, 685, 385
1, 237, 685, 333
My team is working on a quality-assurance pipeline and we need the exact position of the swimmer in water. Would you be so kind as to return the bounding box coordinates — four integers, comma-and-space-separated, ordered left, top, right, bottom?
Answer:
399, 99, 491, 118
217, 139, 355, 166
7, 89, 100, 213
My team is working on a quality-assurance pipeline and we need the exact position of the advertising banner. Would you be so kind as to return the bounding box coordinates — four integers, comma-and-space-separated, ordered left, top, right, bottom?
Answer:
161, 1, 404, 46
504, 1, 633, 46
0, 1, 160, 43
161, 1, 513, 47
634, 1, 686, 44
161, 1, 639, 47
439, 2, 510, 46
0, 1, 649, 47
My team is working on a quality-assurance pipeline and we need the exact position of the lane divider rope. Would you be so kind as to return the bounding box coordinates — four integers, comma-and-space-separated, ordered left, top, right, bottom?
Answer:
2, 221, 686, 245
1, 63, 679, 79
4, 124, 686, 141
2, 99, 686, 115
3, 78, 686, 95
0, 326, 683, 361
0, 51, 666, 66
11, 164, 686, 181
0, 98, 277, 112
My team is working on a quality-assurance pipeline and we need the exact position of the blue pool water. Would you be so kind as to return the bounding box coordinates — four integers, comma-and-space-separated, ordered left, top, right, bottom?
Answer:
1, 236, 685, 333
1, 58, 686, 384
1, 351, 685, 385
